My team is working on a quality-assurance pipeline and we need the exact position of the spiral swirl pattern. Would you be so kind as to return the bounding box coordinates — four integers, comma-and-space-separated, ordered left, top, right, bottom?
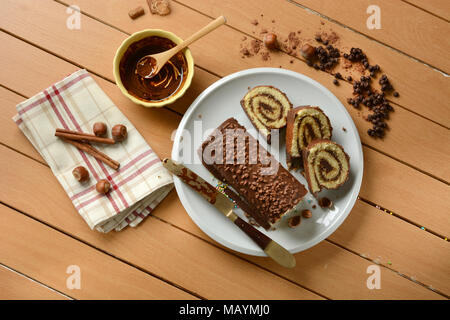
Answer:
286, 106, 332, 169
241, 86, 292, 144
302, 140, 350, 196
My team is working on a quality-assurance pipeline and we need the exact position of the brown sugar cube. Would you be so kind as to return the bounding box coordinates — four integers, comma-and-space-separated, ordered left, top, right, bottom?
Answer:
129, 6, 145, 20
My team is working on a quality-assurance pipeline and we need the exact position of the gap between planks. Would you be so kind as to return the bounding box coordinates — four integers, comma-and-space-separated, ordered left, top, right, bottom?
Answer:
0, 201, 206, 300
0, 263, 74, 300
359, 197, 449, 241
325, 239, 449, 299
401, 0, 450, 23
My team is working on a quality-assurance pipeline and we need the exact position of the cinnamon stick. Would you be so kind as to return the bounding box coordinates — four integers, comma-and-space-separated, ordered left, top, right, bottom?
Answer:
55, 128, 115, 145
63, 138, 120, 170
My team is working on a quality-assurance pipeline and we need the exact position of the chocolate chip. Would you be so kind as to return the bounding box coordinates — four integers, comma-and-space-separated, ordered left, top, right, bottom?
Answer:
333, 79, 339, 85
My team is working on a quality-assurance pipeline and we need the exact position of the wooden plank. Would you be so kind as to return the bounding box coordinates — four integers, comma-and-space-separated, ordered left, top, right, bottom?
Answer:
0, 21, 449, 184
404, 0, 450, 21
1, 32, 449, 237
292, 0, 450, 73
61, 0, 450, 129
0, 146, 321, 300
0, 145, 443, 299
0, 205, 195, 300
0, 265, 68, 300
154, 190, 450, 296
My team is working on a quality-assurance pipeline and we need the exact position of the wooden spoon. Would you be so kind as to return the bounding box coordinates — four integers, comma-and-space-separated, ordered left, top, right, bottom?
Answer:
136, 16, 227, 79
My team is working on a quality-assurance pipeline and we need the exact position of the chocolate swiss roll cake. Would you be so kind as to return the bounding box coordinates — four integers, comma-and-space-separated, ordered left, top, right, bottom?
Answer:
199, 118, 307, 230
302, 139, 350, 197
286, 106, 332, 170
240, 86, 292, 144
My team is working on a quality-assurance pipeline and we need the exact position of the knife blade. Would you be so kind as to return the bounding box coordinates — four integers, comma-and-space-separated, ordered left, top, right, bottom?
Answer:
163, 158, 296, 268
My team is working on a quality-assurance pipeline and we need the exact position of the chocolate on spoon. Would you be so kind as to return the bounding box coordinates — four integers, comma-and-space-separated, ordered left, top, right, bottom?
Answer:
135, 15, 226, 79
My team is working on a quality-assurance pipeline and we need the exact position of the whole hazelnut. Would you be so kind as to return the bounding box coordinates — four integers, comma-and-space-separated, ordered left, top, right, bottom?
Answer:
93, 122, 107, 137
263, 33, 278, 50
300, 44, 316, 61
96, 179, 111, 194
72, 166, 89, 182
112, 124, 127, 142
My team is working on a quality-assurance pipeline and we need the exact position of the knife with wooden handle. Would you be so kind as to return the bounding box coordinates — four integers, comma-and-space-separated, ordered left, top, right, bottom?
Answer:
163, 158, 296, 268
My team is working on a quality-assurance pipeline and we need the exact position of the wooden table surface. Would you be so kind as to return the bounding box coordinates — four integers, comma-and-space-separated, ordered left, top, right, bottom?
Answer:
1, 0, 449, 300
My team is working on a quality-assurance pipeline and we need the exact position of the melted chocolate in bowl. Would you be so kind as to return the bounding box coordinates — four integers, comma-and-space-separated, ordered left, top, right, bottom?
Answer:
119, 36, 188, 102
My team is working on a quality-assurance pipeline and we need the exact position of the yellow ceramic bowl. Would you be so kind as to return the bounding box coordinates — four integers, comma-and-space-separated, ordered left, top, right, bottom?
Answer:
113, 29, 194, 108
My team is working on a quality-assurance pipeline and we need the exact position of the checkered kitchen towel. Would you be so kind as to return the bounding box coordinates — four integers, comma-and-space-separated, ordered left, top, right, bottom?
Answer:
12, 69, 173, 233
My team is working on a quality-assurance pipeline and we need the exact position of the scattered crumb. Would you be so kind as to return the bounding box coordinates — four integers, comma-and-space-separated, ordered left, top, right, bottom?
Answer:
312, 205, 317, 209
261, 51, 270, 61
240, 47, 251, 57
250, 39, 262, 54
244, 212, 260, 227
198, 114, 202, 119
342, 127, 347, 132
251, 19, 259, 26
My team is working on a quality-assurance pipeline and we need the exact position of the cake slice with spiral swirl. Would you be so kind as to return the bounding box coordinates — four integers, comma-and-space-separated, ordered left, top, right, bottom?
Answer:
286, 106, 332, 170
302, 139, 350, 197
240, 86, 292, 144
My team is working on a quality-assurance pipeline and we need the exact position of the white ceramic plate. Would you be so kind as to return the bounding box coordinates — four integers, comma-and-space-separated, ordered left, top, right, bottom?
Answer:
171, 68, 363, 256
